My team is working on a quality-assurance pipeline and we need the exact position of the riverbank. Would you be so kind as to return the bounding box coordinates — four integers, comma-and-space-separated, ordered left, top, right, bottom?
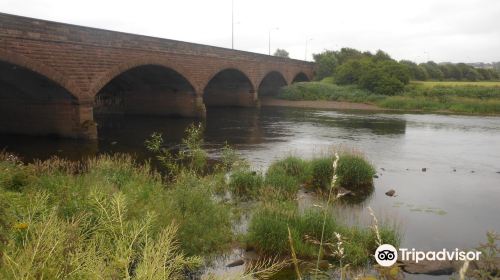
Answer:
260, 97, 383, 111
272, 81, 500, 115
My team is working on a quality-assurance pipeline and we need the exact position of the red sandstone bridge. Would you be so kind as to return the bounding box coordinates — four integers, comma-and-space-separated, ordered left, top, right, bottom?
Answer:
0, 13, 314, 139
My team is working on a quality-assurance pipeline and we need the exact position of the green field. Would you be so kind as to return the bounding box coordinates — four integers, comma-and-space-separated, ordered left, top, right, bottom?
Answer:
277, 81, 500, 115
411, 81, 500, 88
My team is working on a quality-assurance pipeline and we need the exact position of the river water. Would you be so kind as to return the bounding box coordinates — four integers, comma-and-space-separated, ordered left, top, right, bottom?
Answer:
1, 106, 499, 274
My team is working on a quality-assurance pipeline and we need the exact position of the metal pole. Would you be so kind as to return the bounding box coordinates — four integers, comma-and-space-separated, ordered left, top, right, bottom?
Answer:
231, 0, 234, 49
305, 39, 308, 61
268, 27, 278, 56
268, 30, 271, 55
305, 38, 313, 61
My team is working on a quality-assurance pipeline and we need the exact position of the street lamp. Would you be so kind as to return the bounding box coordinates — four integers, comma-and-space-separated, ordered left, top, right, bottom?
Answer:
305, 38, 314, 61
268, 27, 279, 55
231, 0, 234, 49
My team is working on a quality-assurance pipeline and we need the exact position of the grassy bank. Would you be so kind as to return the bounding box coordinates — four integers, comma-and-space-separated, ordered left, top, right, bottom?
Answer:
0, 126, 395, 279
276, 80, 500, 114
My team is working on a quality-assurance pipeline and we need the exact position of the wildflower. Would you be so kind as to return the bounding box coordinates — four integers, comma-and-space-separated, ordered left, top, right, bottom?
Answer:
14, 222, 29, 230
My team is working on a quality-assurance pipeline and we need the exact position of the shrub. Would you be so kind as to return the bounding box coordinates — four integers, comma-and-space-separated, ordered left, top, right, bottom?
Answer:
228, 170, 263, 199
335, 153, 375, 191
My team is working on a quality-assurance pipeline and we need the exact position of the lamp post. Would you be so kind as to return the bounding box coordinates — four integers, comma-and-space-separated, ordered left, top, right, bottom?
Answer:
305, 38, 314, 61
268, 27, 279, 55
231, 0, 234, 49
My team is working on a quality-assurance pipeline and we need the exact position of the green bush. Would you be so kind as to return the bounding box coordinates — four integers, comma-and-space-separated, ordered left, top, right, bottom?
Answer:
335, 154, 375, 191
228, 170, 263, 199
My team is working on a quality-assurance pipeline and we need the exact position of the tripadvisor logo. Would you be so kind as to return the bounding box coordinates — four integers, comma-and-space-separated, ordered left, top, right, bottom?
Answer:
374, 244, 482, 267
375, 244, 398, 267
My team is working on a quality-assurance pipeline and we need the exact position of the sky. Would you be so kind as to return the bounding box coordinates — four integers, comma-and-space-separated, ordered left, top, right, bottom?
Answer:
2, 0, 500, 63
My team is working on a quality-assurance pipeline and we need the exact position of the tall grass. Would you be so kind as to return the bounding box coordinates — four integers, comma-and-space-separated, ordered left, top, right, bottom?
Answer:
336, 153, 376, 191
228, 170, 264, 199
246, 203, 400, 271
0, 188, 201, 279
276, 80, 500, 114
0, 149, 233, 278
277, 82, 384, 103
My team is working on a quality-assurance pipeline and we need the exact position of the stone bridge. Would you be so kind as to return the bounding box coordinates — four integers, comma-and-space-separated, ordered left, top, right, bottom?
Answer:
0, 13, 314, 139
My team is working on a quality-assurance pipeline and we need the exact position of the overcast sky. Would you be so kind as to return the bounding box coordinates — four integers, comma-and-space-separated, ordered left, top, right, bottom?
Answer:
2, 0, 500, 63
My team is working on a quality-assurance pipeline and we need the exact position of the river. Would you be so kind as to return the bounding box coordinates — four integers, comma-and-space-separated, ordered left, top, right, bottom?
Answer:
1, 106, 499, 278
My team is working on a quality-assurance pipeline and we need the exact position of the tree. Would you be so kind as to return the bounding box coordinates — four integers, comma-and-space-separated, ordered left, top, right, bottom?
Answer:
336, 48, 367, 65
400, 60, 428, 81
273, 49, 289, 58
420, 61, 444, 80
335, 56, 409, 95
313, 50, 338, 80
373, 50, 392, 62
334, 58, 369, 85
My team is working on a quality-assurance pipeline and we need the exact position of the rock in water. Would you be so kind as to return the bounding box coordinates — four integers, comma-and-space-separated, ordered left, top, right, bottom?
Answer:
337, 187, 352, 197
422, 168, 427, 172
373, 174, 379, 178
385, 189, 396, 197
402, 260, 456, 275
226, 259, 244, 268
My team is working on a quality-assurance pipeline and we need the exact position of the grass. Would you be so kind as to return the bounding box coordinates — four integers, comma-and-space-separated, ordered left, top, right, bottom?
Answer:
246, 202, 400, 266
336, 153, 376, 191
309, 157, 334, 191
277, 82, 384, 103
412, 81, 500, 88
275, 80, 500, 114
0, 150, 231, 278
258, 153, 375, 198
0, 126, 400, 278
228, 170, 264, 199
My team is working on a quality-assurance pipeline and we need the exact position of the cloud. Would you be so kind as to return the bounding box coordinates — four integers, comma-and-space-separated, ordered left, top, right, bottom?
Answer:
1, 0, 499, 62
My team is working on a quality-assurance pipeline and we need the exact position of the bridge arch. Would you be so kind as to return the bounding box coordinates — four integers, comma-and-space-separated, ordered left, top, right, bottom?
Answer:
292, 72, 311, 83
0, 56, 95, 138
93, 61, 204, 118
203, 68, 257, 108
89, 57, 196, 98
0, 50, 81, 98
257, 71, 288, 98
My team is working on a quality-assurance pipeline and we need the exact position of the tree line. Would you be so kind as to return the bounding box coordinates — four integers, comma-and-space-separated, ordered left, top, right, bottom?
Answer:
313, 48, 500, 95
